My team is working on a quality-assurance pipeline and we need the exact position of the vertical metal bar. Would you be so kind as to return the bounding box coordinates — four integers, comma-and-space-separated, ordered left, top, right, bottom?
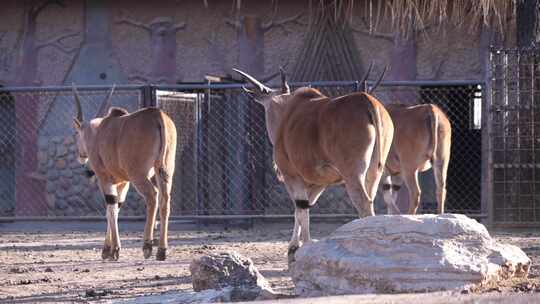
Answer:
516, 51, 522, 222
482, 84, 490, 223
485, 49, 495, 227
502, 51, 509, 223
142, 85, 155, 108
194, 91, 201, 217
354, 80, 361, 92
532, 53, 537, 222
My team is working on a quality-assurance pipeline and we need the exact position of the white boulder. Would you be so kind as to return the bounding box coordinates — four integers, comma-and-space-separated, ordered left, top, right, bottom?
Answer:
291, 214, 530, 296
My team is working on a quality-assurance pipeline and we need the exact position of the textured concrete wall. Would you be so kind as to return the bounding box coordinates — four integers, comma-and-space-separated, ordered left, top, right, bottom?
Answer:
0, 0, 510, 87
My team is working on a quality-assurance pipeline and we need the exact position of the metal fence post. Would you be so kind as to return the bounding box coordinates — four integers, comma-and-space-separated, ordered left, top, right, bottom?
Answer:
142, 85, 156, 108
353, 81, 361, 92
482, 50, 494, 227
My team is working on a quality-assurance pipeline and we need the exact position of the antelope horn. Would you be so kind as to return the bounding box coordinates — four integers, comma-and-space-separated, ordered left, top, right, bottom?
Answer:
232, 68, 273, 94
369, 66, 387, 94
359, 61, 373, 92
96, 84, 116, 118
72, 83, 83, 122
280, 66, 290, 94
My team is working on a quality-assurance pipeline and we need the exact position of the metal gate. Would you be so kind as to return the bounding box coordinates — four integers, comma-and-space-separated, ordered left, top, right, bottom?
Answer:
489, 48, 540, 226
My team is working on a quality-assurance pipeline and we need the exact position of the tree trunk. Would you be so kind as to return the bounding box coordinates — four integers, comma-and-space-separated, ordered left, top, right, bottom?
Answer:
387, 30, 419, 214
387, 30, 417, 104
15, 2, 45, 216
229, 15, 266, 224
388, 33, 417, 81
148, 20, 178, 84
237, 15, 265, 76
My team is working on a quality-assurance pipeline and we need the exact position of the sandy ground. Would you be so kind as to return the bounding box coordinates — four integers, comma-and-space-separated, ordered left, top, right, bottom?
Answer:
1, 219, 540, 303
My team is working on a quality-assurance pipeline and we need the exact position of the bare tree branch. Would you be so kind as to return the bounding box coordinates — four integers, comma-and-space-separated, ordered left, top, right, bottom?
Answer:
431, 52, 449, 80
262, 13, 304, 33
351, 17, 394, 42
351, 27, 394, 41
116, 15, 152, 32
128, 74, 150, 83
44, 43, 79, 54
172, 22, 187, 32
203, 60, 288, 84
225, 17, 241, 29
31, 0, 64, 19
36, 31, 79, 50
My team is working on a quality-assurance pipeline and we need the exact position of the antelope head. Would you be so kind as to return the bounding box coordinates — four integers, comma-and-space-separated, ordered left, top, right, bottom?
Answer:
71, 84, 115, 165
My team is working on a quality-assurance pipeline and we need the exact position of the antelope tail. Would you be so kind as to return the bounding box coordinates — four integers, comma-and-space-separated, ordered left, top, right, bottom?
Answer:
429, 105, 439, 166
156, 112, 170, 183
367, 102, 384, 170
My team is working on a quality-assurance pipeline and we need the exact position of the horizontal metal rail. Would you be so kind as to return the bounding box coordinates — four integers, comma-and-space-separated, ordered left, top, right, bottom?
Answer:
367, 80, 484, 87
0, 84, 147, 92
0, 213, 487, 223
0, 80, 484, 93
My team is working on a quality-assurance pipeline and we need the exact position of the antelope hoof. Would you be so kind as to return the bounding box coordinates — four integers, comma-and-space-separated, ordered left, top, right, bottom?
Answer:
110, 247, 120, 261
101, 245, 111, 260
287, 245, 299, 264
156, 248, 167, 261
143, 241, 153, 259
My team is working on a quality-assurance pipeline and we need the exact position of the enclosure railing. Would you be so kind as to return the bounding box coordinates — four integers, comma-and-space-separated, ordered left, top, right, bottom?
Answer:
489, 47, 540, 227
0, 80, 484, 221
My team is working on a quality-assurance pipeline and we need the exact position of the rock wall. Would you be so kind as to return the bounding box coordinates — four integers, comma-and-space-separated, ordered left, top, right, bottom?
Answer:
37, 134, 144, 217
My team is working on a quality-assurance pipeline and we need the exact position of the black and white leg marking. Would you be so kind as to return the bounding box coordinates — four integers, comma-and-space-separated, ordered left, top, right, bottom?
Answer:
295, 199, 310, 209
100, 182, 121, 260
381, 174, 402, 215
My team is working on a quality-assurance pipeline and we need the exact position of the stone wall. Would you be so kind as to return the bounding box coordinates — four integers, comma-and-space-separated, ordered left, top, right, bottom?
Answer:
37, 135, 144, 217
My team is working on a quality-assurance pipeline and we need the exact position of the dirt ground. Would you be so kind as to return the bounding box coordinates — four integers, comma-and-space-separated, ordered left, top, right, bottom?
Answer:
1, 219, 540, 303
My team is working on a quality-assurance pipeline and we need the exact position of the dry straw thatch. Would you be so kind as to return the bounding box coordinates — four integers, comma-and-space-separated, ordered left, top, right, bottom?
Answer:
228, 0, 517, 35
318, 0, 516, 35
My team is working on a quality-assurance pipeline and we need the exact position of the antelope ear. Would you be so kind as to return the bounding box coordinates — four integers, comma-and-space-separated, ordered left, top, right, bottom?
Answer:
73, 118, 81, 130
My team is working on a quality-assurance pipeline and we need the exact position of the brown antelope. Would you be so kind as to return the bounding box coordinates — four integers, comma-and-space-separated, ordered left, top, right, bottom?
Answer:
380, 103, 451, 215
234, 68, 394, 261
71, 84, 177, 261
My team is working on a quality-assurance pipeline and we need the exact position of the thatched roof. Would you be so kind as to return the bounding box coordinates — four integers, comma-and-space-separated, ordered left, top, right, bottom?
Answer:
226, 0, 516, 34
355, 0, 516, 35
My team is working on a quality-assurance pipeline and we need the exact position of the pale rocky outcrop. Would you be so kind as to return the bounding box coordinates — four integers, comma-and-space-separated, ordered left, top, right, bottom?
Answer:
291, 214, 530, 296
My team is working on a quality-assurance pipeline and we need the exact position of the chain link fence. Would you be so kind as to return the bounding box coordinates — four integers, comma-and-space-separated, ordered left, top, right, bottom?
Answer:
0, 81, 483, 219
0, 86, 143, 218
157, 81, 483, 218
489, 48, 540, 226
155, 83, 361, 218
372, 81, 483, 214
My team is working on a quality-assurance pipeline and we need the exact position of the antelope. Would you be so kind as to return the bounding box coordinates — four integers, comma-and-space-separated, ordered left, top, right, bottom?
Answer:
380, 103, 451, 215
71, 84, 177, 261
234, 68, 394, 262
